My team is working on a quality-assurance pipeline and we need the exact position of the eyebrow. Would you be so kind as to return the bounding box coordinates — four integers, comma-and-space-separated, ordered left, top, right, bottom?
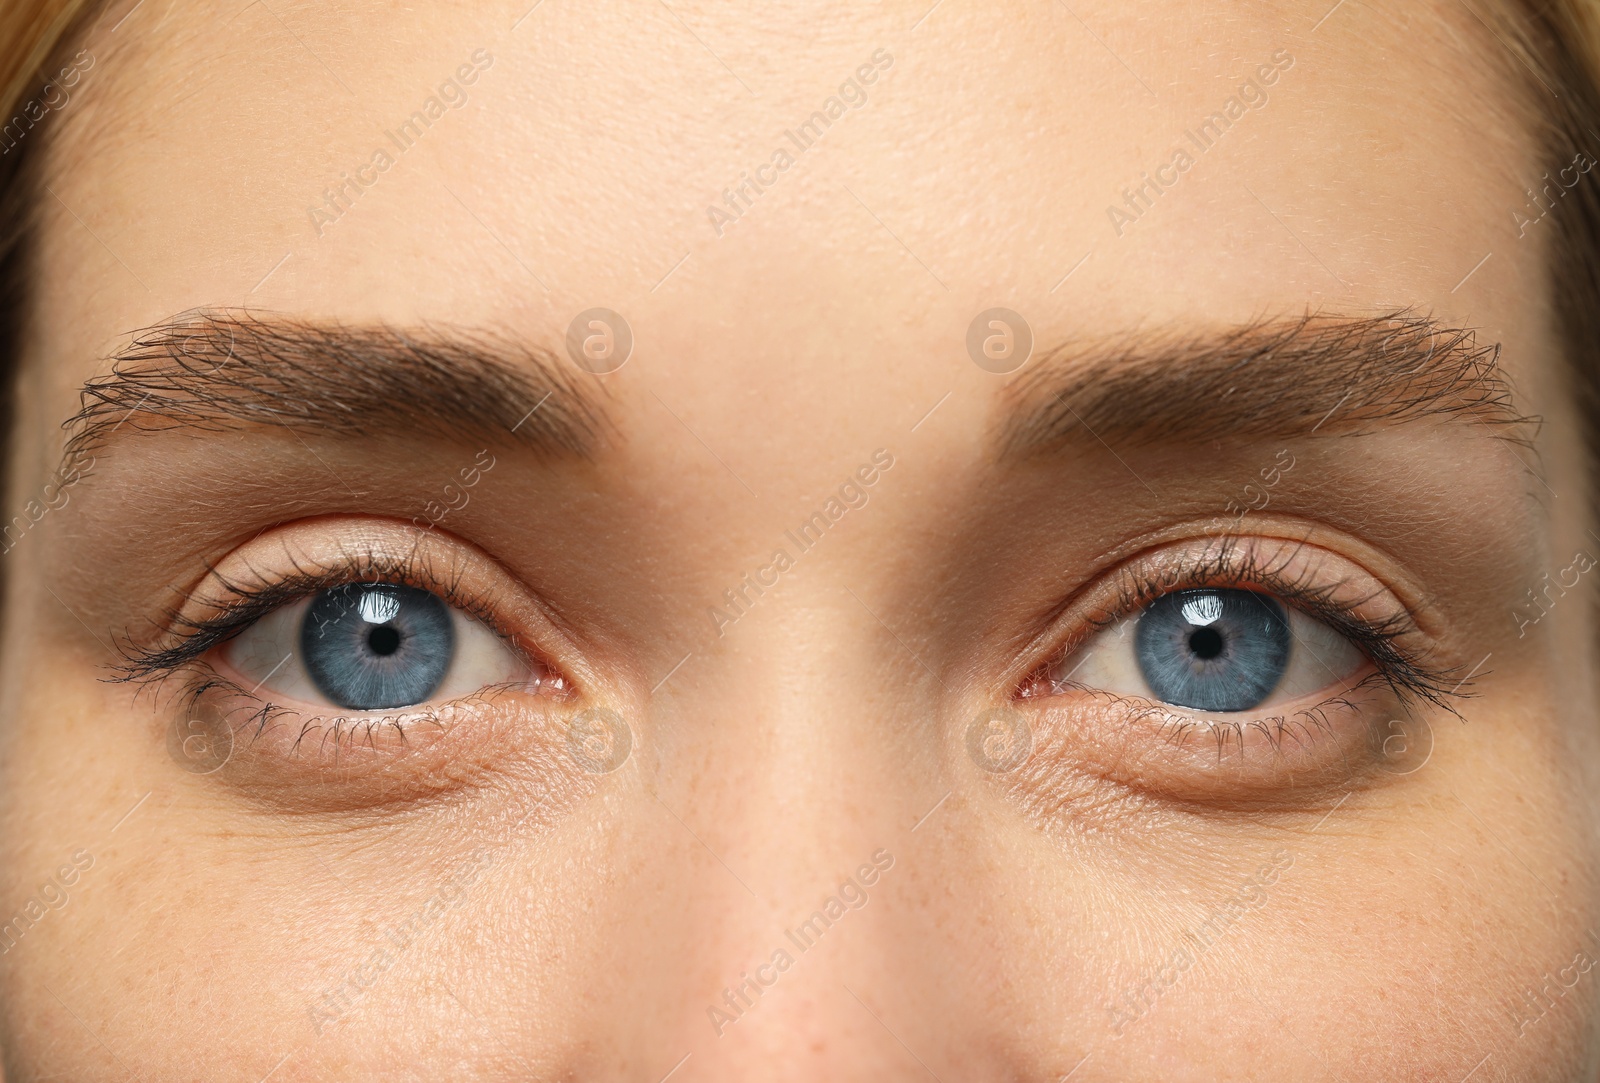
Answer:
62, 310, 606, 462
1000, 312, 1536, 456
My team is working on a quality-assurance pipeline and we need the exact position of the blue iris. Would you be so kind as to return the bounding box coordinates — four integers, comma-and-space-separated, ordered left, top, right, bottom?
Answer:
301, 584, 455, 710
1134, 589, 1291, 712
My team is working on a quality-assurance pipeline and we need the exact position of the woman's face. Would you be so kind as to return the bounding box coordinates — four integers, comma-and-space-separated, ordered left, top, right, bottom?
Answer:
1, 0, 1597, 1079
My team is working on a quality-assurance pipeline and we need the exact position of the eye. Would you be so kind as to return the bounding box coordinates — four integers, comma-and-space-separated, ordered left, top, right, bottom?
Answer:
1005, 534, 1459, 805
223, 582, 531, 711
121, 519, 599, 813
1061, 586, 1367, 713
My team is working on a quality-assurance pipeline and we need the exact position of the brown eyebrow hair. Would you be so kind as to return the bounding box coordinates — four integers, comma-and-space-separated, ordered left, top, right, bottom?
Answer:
999, 311, 1537, 456
62, 310, 608, 463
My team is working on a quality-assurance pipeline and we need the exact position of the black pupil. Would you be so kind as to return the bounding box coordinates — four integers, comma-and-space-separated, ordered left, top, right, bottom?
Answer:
1188, 626, 1225, 660
1133, 588, 1292, 712
367, 624, 402, 656
300, 583, 457, 711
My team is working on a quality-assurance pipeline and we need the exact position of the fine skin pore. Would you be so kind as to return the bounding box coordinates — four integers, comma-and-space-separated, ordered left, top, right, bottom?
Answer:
1, 0, 1599, 1080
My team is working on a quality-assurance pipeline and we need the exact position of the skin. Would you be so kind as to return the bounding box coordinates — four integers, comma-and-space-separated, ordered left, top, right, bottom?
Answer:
1, 0, 1599, 1079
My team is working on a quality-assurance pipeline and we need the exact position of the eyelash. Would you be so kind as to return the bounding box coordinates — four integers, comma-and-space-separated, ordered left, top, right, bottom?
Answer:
114, 546, 558, 750
1020, 534, 1468, 715
118, 533, 1462, 769
1051, 677, 1387, 764
173, 673, 515, 759
119, 548, 501, 677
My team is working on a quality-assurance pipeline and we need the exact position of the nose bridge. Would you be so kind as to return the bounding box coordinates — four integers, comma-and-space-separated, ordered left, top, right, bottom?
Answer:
645, 576, 937, 1078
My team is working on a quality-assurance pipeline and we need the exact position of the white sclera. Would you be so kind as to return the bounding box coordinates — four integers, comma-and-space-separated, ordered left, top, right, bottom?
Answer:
1055, 599, 1366, 711
223, 593, 527, 709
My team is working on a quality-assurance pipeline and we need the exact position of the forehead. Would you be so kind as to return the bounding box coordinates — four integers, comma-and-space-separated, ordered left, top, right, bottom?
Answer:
31, 0, 1542, 425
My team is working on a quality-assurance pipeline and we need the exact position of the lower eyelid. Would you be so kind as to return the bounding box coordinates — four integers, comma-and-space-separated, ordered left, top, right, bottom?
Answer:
168, 672, 581, 813
1013, 672, 1402, 807
130, 518, 616, 814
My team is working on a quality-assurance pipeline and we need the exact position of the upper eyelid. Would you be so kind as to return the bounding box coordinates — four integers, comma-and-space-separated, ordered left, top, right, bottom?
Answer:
1053, 535, 1410, 649
1017, 533, 1464, 710
116, 541, 534, 686
1108, 538, 1420, 647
